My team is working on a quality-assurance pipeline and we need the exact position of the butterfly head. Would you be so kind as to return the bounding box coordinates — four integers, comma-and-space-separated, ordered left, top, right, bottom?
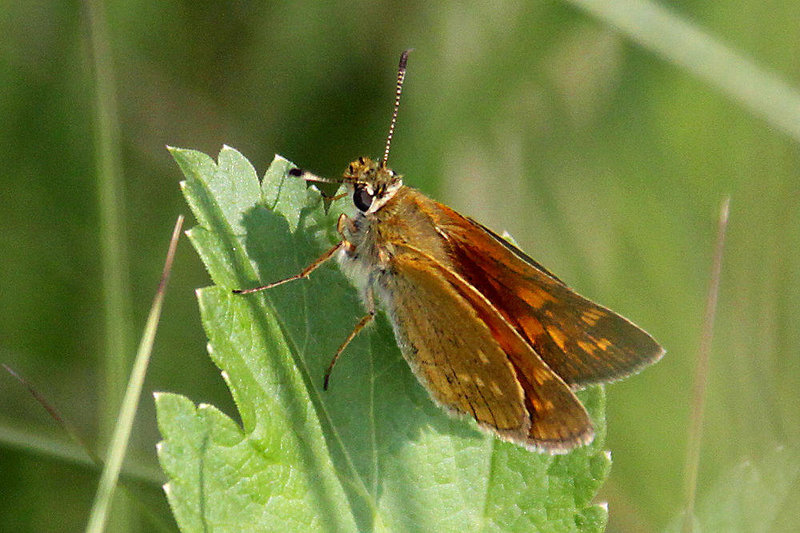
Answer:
342, 156, 403, 214
341, 48, 410, 215
288, 50, 412, 216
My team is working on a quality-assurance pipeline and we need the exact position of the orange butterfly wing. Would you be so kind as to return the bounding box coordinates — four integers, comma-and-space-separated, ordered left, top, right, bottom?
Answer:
428, 203, 664, 389
387, 246, 593, 451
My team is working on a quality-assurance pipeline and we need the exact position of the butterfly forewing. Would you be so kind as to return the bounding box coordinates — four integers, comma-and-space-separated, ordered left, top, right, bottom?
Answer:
429, 204, 664, 389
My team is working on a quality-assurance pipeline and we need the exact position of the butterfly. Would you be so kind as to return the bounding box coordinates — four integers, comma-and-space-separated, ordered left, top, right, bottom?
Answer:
235, 50, 664, 452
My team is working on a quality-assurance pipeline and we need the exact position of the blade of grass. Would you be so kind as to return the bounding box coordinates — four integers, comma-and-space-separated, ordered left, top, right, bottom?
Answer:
86, 216, 184, 533
84, 0, 134, 525
682, 198, 730, 532
567, 0, 800, 143
0, 423, 163, 486
1, 362, 166, 485
3, 364, 101, 464
83, 0, 134, 490
1, 365, 173, 531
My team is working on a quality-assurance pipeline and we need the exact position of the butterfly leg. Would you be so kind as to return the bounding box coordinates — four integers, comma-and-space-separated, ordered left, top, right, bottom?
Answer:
323, 286, 376, 390
232, 240, 345, 294
336, 213, 358, 254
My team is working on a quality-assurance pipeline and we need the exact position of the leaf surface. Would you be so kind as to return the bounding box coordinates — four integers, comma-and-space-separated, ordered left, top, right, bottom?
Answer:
156, 146, 612, 532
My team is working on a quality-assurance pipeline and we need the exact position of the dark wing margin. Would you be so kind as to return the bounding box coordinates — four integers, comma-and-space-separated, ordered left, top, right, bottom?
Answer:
431, 204, 665, 389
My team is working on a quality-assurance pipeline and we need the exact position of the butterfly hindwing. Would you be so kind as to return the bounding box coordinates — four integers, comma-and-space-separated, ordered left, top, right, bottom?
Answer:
387, 246, 593, 451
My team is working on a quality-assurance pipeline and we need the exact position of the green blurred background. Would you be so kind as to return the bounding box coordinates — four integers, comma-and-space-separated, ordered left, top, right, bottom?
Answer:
1, 1, 798, 531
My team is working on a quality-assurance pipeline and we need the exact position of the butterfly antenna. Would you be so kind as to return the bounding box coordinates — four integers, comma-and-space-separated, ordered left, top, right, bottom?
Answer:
382, 49, 412, 168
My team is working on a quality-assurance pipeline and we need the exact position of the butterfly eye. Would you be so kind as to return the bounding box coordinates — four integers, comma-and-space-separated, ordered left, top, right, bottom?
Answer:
353, 186, 374, 212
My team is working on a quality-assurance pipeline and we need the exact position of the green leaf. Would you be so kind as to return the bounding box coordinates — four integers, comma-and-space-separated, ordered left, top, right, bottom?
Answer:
156, 146, 612, 532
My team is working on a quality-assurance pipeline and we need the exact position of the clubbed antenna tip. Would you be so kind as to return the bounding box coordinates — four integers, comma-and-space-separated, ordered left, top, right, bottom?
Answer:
382, 49, 413, 168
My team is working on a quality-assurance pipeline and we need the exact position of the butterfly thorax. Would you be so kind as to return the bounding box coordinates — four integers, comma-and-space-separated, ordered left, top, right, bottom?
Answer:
338, 160, 452, 286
